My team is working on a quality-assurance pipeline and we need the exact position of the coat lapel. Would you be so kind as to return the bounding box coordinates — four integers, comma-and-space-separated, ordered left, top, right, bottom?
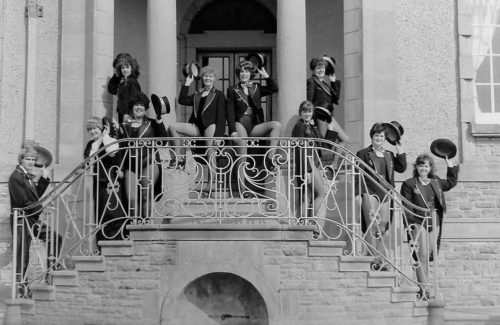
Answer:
313, 76, 333, 96
17, 166, 38, 198
234, 87, 250, 108
201, 88, 216, 116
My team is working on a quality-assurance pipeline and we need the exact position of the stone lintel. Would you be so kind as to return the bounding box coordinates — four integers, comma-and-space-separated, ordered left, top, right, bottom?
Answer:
128, 224, 316, 241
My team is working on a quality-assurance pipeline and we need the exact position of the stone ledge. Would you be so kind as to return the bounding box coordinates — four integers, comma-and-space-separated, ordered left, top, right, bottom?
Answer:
99, 240, 133, 256
50, 270, 78, 286
308, 240, 346, 257
72, 256, 105, 272
338, 255, 374, 272
413, 301, 429, 317
391, 286, 419, 303
30, 284, 55, 301
128, 224, 316, 241
367, 271, 397, 287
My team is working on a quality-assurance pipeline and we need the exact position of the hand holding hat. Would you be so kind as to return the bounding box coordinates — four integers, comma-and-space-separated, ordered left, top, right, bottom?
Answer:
151, 94, 170, 120
382, 121, 404, 146
430, 138, 457, 159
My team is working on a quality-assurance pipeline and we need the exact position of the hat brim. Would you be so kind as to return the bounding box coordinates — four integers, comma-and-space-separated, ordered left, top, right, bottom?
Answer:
382, 123, 401, 146
246, 53, 266, 69
34, 146, 53, 168
151, 94, 170, 116
430, 139, 457, 159
322, 56, 335, 76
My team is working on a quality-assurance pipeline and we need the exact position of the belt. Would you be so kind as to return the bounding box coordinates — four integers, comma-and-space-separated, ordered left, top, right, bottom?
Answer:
314, 106, 332, 116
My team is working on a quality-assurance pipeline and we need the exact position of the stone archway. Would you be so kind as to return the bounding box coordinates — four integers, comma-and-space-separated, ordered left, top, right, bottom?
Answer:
163, 272, 269, 325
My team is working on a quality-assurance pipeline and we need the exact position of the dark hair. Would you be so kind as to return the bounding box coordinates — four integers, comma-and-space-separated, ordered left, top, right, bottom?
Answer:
129, 92, 150, 112
116, 56, 140, 79
235, 60, 256, 79
369, 123, 387, 139
299, 100, 314, 113
86, 116, 103, 131
412, 153, 436, 178
309, 57, 327, 71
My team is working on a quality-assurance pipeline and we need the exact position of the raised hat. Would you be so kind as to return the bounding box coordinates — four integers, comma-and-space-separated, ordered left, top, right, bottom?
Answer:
382, 121, 404, 146
245, 52, 266, 70
430, 138, 457, 159
322, 55, 336, 76
182, 62, 201, 80
150, 94, 170, 115
33, 146, 53, 168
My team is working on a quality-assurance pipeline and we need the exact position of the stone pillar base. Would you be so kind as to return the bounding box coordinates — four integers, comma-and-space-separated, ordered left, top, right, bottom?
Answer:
427, 300, 447, 325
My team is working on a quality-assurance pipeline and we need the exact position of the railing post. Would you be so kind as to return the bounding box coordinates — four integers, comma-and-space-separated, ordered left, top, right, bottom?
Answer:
11, 210, 18, 299
432, 211, 439, 299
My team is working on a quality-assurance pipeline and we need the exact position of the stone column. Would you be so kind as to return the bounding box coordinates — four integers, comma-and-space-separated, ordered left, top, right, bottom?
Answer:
147, 0, 177, 123
276, 0, 307, 136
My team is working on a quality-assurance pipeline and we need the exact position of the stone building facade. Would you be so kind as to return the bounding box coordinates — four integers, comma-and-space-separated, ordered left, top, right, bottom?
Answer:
0, 0, 499, 322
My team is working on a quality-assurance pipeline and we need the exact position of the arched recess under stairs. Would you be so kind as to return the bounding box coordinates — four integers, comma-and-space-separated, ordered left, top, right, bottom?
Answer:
162, 272, 270, 324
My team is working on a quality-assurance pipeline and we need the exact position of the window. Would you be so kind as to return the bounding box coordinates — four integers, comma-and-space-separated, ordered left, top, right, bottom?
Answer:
471, 0, 500, 124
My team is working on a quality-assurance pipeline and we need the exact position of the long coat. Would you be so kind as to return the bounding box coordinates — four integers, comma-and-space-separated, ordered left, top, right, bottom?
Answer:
178, 86, 227, 136
400, 166, 459, 250
226, 78, 278, 135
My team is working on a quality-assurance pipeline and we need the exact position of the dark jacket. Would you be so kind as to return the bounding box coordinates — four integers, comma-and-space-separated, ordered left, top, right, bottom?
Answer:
178, 86, 227, 136
400, 166, 459, 249
108, 75, 142, 123
226, 78, 278, 134
356, 145, 407, 196
306, 76, 341, 113
9, 166, 50, 223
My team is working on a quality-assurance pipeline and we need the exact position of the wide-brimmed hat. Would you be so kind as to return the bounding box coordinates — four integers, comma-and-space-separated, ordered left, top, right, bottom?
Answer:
182, 62, 201, 80
322, 55, 336, 76
430, 138, 457, 159
382, 121, 404, 146
150, 94, 170, 115
246, 52, 266, 70
33, 146, 53, 168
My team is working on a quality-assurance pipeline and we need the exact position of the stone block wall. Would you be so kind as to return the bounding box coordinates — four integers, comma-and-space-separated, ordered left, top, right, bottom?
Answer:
22, 236, 428, 325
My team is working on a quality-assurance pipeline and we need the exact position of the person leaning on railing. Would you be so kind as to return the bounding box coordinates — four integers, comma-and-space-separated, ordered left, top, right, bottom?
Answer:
119, 92, 168, 219
84, 116, 126, 245
356, 122, 407, 270
168, 65, 227, 162
400, 153, 458, 297
226, 60, 281, 164
8, 146, 62, 281
291, 100, 339, 237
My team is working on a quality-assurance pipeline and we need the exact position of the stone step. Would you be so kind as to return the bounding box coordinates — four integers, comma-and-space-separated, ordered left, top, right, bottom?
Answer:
391, 286, 419, 303
367, 271, 397, 287
308, 240, 346, 257
99, 240, 134, 256
413, 301, 429, 317
30, 284, 56, 301
72, 256, 105, 272
50, 270, 79, 286
338, 255, 374, 272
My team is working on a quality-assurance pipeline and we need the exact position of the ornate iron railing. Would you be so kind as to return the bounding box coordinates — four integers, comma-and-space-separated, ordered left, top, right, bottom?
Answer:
10, 136, 438, 301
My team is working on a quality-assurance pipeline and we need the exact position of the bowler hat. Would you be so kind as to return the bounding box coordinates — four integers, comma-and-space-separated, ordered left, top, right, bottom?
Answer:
430, 138, 457, 159
322, 55, 336, 76
246, 52, 266, 70
33, 146, 53, 168
150, 94, 170, 115
382, 121, 404, 146
182, 62, 201, 80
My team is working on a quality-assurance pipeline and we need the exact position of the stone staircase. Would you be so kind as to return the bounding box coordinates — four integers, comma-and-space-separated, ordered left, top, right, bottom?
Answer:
4, 224, 442, 325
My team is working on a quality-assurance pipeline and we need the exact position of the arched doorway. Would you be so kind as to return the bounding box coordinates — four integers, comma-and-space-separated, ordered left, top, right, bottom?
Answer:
164, 272, 269, 324
178, 0, 278, 122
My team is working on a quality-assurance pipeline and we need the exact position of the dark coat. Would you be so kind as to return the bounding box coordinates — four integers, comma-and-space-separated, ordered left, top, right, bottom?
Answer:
400, 166, 459, 249
108, 75, 142, 123
178, 86, 227, 136
356, 145, 407, 196
306, 76, 341, 115
292, 119, 322, 175
226, 78, 278, 134
9, 166, 50, 223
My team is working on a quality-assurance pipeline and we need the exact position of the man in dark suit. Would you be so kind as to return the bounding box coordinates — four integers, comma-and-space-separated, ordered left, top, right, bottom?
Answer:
9, 146, 61, 282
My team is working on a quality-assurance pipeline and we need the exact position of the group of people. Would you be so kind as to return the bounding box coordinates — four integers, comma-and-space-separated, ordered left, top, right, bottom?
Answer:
9, 52, 459, 296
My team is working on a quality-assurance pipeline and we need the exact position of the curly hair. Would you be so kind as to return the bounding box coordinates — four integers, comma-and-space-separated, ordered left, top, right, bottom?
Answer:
199, 66, 217, 79
235, 60, 256, 79
412, 153, 436, 178
128, 92, 150, 113
309, 57, 327, 71
369, 123, 387, 139
115, 55, 140, 79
